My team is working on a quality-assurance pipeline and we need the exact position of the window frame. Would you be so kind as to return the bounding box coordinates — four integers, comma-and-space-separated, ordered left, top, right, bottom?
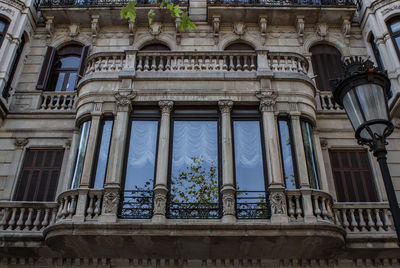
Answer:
387, 17, 400, 60
0, 18, 9, 48
300, 119, 321, 189
166, 107, 222, 219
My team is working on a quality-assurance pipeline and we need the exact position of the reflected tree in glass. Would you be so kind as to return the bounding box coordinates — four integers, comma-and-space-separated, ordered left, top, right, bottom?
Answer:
278, 119, 298, 189
301, 121, 320, 189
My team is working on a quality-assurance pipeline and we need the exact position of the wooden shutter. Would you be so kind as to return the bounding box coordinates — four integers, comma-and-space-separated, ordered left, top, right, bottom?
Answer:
78, 45, 90, 78
36, 46, 56, 90
14, 149, 64, 201
329, 149, 378, 202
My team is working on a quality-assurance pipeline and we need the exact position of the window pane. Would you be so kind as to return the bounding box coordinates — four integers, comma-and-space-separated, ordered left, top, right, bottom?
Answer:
65, 72, 78, 91
60, 56, 80, 68
71, 121, 91, 189
390, 21, 400, 33
93, 120, 113, 189
0, 21, 5, 32
169, 121, 219, 219
278, 120, 297, 189
54, 72, 66, 92
301, 121, 320, 189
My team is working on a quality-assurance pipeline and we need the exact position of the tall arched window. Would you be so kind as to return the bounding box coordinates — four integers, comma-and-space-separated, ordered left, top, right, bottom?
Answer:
37, 44, 89, 91
310, 44, 344, 92
0, 18, 9, 48
387, 17, 400, 60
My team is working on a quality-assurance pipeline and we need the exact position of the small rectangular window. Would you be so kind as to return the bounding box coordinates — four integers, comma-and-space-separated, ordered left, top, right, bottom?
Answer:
14, 149, 64, 201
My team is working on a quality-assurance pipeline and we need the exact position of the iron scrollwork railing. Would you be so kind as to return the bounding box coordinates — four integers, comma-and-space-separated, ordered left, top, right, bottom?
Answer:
167, 202, 221, 219
236, 191, 270, 219
119, 190, 153, 219
207, 0, 355, 6
40, 0, 188, 7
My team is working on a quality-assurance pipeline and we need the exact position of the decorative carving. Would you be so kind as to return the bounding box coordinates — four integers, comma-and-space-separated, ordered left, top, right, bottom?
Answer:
0, 5, 15, 15
212, 15, 221, 45
113, 89, 136, 109
218, 100, 233, 114
103, 190, 120, 214
320, 139, 328, 148
65, 139, 72, 149
316, 23, 328, 38
256, 90, 277, 112
45, 16, 54, 38
259, 16, 267, 37
222, 192, 235, 216
149, 22, 162, 37
270, 192, 286, 215
128, 21, 136, 45
153, 193, 167, 215
233, 22, 246, 36
382, 3, 400, 15
91, 15, 100, 41
159, 100, 174, 115
14, 138, 28, 148
296, 16, 304, 44
175, 17, 182, 45
342, 17, 351, 44
68, 23, 80, 37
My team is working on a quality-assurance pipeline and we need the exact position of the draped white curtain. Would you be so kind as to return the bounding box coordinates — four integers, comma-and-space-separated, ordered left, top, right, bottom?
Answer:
125, 121, 158, 190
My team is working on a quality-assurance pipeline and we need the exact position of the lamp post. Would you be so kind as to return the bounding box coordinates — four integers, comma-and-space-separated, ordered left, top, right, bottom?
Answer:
331, 57, 400, 245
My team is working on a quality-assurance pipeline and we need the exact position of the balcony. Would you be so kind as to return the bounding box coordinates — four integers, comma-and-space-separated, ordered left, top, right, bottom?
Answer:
207, 0, 355, 6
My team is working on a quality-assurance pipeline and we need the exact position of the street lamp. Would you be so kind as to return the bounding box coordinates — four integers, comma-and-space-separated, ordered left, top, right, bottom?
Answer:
331, 56, 400, 245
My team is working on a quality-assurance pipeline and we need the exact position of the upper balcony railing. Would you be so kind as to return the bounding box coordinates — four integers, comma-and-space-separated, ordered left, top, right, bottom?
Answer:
207, 0, 355, 6
40, 0, 188, 7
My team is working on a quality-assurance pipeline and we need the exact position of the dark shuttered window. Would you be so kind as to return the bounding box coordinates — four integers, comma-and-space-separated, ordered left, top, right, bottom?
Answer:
329, 149, 378, 202
14, 149, 64, 201
310, 44, 344, 92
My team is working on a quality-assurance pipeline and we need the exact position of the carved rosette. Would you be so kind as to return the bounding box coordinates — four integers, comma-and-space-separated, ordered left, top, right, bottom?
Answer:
256, 90, 277, 112
159, 100, 174, 115
222, 192, 235, 216
269, 192, 286, 215
14, 138, 29, 149
153, 193, 167, 216
114, 89, 136, 112
102, 189, 120, 215
218, 100, 233, 114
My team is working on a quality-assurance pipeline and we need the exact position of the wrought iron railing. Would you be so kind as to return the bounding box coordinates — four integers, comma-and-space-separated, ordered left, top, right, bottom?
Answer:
119, 190, 153, 219
167, 202, 221, 219
40, 0, 188, 7
236, 191, 270, 219
207, 0, 355, 6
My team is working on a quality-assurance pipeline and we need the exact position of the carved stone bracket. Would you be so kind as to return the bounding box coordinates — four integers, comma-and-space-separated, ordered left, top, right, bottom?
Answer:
129, 21, 136, 45
342, 17, 351, 45
320, 138, 328, 149
68, 23, 80, 37
175, 17, 182, 45
259, 16, 267, 37
159, 100, 174, 115
269, 191, 286, 215
91, 15, 100, 42
14, 138, 28, 149
213, 15, 221, 45
102, 188, 120, 215
149, 22, 162, 37
256, 90, 277, 112
233, 22, 246, 37
45, 16, 54, 39
114, 89, 136, 112
316, 23, 328, 39
296, 16, 304, 45
218, 99, 233, 114
153, 186, 168, 216
222, 189, 235, 216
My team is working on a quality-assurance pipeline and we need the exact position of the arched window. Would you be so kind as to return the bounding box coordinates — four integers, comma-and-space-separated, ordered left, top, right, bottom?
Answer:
0, 18, 9, 48
310, 44, 344, 92
224, 42, 254, 50
140, 43, 170, 51
37, 44, 89, 91
387, 17, 400, 59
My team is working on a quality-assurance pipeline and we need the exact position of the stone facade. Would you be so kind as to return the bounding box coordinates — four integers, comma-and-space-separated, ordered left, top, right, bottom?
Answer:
0, 0, 400, 267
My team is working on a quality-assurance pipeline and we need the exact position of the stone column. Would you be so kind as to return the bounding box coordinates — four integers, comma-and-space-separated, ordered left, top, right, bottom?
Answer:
152, 100, 173, 223
218, 100, 236, 222
257, 90, 287, 224
290, 112, 315, 223
102, 88, 136, 222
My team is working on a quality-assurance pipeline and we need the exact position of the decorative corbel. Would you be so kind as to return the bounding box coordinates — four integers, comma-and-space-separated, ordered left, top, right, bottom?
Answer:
259, 16, 267, 44
91, 15, 100, 41
149, 22, 162, 37
233, 22, 246, 37
45, 16, 54, 39
316, 23, 328, 39
128, 20, 136, 45
212, 14, 221, 45
296, 16, 305, 45
175, 17, 182, 45
68, 23, 80, 37
256, 89, 277, 112
14, 138, 29, 149
342, 17, 351, 45
113, 88, 136, 112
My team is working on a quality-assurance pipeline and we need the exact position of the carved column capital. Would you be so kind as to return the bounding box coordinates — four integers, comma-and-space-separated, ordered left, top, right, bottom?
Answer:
114, 89, 136, 112
14, 138, 29, 149
256, 90, 277, 112
159, 100, 174, 115
218, 100, 233, 114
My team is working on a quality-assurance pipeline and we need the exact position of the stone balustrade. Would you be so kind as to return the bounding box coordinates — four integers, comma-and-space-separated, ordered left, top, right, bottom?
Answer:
40, 91, 77, 111
0, 201, 58, 231
333, 203, 394, 233
315, 91, 343, 112
84, 52, 127, 76
267, 52, 308, 74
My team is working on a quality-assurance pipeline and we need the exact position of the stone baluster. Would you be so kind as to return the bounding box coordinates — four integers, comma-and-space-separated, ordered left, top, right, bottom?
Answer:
313, 195, 322, 220
33, 209, 42, 230
166, 56, 171, 70
349, 209, 357, 232
342, 209, 350, 231
42, 208, 50, 229
218, 100, 236, 223
366, 208, 374, 230
384, 209, 392, 231
16, 208, 25, 230
50, 208, 57, 224
295, 194, 303, 219
152, 100, 174, 222
375, 209, 383, 232
287, 195, 295, 220
7, 208, 17, 230
24, 208, 34, 230
358, 209, 366, 232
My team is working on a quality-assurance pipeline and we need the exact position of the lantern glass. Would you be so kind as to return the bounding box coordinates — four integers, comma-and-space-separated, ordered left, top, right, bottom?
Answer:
342, 83, 389, 140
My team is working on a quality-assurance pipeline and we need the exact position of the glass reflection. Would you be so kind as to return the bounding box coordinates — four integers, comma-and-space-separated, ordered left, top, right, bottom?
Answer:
278, 120, 297, 189
71, 121, 91, 189
301, 121, 320, 189
92, 120, 113, 189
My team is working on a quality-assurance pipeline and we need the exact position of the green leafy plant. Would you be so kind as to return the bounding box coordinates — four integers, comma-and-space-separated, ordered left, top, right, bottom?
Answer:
121, 0, 196, 32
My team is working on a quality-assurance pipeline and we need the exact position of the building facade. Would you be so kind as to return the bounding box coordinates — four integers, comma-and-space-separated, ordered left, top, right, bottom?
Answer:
0, 0, 400, 267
